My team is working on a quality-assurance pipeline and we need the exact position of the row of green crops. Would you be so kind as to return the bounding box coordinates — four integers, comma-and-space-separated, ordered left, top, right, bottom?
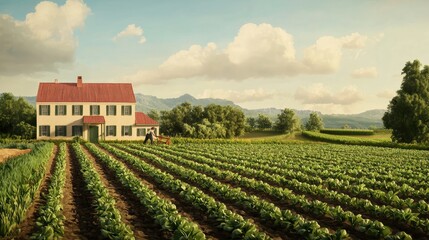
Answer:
320, 129, 375, 136
130, 144, 416, 239
83, 142, 206, 239
71, 143, 135, 239
32, 142, 67, 239
145, 142, 429, 239
113, 143, 350, 239
0, 142, 53, 237
165, 143, 429, 219
102, 142, 271, 240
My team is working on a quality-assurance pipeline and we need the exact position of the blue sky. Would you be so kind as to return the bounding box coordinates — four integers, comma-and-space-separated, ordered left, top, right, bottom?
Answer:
1, 0, 429, 113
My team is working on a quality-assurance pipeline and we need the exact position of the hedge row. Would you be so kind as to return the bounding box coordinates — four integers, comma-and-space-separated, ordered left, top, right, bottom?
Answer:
320, 129, 374, 136
301, 131, 429, 150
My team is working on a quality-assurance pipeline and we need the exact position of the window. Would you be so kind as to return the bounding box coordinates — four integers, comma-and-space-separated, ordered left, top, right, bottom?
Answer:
121, 125, 132, 136
137, 128, 146, 136
121, 105, 132, 116
39, 105, 50, 115
106, 125, 117, 136
72, 125, 83, 136
55, 126, 67, 137
106, 105, 117, 116
90, 105, 100, 115
55, 105, 67, 115
72, 105, 83, 115
39, 125, 50, 136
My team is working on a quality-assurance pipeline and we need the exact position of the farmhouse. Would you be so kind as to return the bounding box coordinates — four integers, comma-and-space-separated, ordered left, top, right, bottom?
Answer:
36, 76, 159, 142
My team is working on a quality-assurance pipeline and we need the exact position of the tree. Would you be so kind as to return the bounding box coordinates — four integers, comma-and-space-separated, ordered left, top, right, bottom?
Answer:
0, 93, 36, 139
147, 109, 160, 121
159, 103, 245, 138
305, 112, 324, 131
274, 108, 300, 134
246, 117, 257, 131
256, 114, 272, 130
383, 60, 429, 143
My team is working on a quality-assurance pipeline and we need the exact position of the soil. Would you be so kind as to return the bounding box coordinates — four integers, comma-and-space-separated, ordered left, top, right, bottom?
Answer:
0, 148, 31, 163
62, 143, 102, 239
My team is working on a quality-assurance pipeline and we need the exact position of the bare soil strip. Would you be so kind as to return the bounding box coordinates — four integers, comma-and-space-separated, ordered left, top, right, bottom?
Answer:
0, 149, 32, 164
81, 145, 166, 240
97, 144, 231, 240
16, 145, 57, 239
62, 143, 101, 239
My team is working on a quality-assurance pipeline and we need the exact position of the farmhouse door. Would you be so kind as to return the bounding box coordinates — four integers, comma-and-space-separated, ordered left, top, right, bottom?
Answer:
89, 126, 99, 143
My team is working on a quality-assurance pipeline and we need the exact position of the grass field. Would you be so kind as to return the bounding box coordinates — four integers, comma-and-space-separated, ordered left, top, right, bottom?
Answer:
1, 135, 428, 239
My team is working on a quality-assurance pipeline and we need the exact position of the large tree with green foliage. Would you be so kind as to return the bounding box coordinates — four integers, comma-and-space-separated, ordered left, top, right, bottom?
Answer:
256, 114, 272, 130
160, 103, 245, 138
274, 108, 300, 134
305, 112, 324, 131
383, 60, 429, 143
0, 93, 36, 139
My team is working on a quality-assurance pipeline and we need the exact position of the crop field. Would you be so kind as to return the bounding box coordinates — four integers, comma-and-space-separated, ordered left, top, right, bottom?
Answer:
1, 141, 429, 240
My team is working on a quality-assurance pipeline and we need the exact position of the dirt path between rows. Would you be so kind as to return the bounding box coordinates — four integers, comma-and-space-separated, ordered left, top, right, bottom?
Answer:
62, 143, 101, 239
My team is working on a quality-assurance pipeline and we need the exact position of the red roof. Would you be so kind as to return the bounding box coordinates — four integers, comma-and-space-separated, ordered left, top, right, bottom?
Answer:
83, 116, 105, 124
135, 112, 159, 125
36, 82, 136, 103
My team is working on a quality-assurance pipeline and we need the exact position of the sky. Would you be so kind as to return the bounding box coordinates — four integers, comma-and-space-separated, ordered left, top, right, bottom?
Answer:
1, 0, 429, 114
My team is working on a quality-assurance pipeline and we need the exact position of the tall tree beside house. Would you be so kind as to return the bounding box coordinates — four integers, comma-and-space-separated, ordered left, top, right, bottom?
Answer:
274, 108, 301, 134
305, 112, 324, 131
0, 93, 36, 139
383, 60, 429, 143
160, 102, 245, 138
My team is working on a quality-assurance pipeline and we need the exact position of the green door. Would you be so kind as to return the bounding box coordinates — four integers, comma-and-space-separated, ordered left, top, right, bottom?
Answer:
89, 126, 99, 143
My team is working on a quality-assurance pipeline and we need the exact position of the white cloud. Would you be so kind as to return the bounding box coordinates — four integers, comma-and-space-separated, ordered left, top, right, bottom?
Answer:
124, 23, 369, 84
0, 0, 90, 76
377, 90, 396, 99
351, 67, 378, 78
302, 33, 368, 74
198, 88, 275, 103
294, 83, 363, 105
113, 24, 146, 44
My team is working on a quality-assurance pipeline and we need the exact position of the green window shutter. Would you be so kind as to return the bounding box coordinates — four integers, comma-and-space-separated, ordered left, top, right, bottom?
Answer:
64, 106, 67, 115
114, 106, 116, 115
121, 106, 124, 115
55, 126, 58, 136
64, 126, 67, 136
80, 105, 83, 115
106, 106, 109, 116
121, 126, 124, 136
114, 126, 116, 136
55, 106, 58, 115
129, 126, 132, 136
48, 106, 50, 115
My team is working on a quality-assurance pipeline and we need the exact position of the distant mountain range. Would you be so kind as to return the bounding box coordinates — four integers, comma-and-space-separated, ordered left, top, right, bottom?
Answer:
23, 93, 385, 129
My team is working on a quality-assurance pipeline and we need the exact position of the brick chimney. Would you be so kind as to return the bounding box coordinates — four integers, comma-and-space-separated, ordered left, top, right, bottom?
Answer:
77, 76, 83, 87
